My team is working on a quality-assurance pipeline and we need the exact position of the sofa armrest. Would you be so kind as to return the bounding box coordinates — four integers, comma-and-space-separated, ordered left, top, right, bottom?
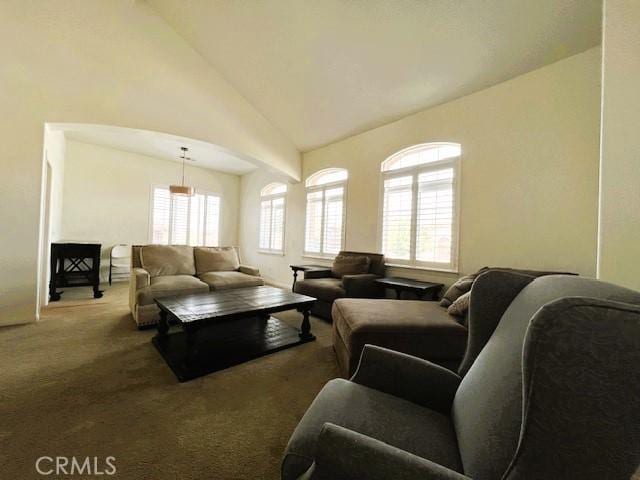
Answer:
129, 268, 150, 311
302, 269, 332, 279
351, 345, 461, 414
300, 423, 470, 480
131, 267, 150, 289
238, 265, 260, 276
341, 273, 382, 298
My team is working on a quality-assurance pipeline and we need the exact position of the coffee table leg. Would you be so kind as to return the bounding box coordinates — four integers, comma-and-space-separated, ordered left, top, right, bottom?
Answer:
299, 308, 313, 340
158, 310, 169, 338
185, 325, 199, 364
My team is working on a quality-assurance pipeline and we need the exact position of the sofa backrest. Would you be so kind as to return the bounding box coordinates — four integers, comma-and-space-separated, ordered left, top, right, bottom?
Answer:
139, 245, 196, 277
132, 245, 143, 268
337, 251, 385, 277
131, 245, 242, 277
451, 274, 640, 480
194, 246, 240, 275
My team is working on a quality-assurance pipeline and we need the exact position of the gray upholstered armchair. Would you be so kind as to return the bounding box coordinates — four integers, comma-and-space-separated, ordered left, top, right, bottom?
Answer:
294, 251, 385, 320
283, 272, 640, 480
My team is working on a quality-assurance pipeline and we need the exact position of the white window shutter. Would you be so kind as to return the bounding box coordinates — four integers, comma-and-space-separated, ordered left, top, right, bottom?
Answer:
150, 186, 220, 247
151, 186, 170, 244
270, 196, 285, 251
170, 194, 189, 245
416, 168, 455, 265
189, 194, 205, 246
305, 191, 323, 253
204, 195, 220, 247
259, 199, 272, 250
322, 187, 344, 255
381, 176, 413, 260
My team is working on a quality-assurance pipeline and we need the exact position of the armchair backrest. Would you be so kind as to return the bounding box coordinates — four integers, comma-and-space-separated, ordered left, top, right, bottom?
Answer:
451, 274, 640, 480
336, 251, 386, 276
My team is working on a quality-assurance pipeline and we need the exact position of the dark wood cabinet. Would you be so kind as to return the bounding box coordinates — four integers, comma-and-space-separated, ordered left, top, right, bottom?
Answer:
49, 242, 103, 301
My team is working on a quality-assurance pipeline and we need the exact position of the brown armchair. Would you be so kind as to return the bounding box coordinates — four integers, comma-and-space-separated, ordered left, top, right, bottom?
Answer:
293, 251, 385, 320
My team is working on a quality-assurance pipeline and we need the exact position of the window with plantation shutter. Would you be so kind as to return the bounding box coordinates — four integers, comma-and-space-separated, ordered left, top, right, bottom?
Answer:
380, 143, 460, 270
259, 183, 287, 253
150, 186, 220, 246
304, 169, 348, 257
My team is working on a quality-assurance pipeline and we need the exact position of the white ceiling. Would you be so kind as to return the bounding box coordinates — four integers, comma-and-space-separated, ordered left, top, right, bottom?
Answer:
148, 0, 602, 152
51, 124, 258, 175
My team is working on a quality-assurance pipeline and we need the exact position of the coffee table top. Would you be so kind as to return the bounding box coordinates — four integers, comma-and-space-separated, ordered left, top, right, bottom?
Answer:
155, 285, 316, 324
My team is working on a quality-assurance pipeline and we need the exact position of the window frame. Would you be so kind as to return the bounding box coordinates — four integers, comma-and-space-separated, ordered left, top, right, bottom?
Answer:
378, 145, 461, 272
148, 184, 222, 247
303, 169, 348, 259
258, 183, 287, 255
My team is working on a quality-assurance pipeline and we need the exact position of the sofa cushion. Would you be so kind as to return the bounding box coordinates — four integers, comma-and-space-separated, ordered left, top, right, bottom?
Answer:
194, 247, 240, 274
294, 278, 345, 303
333, 298, 468, 362
198, 271, 264, 290
136, 275, 209, 306
331, 255, 371, 278
282, 378, 462, 480
140, 245, 195, 277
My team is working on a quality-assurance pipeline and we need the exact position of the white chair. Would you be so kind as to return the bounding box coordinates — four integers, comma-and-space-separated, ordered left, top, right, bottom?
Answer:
109, 244, 131, 285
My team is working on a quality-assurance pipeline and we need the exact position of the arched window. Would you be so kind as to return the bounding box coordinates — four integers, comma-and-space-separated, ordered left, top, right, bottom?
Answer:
380, 143, 461, 270
259, 182, 287, 253
305, 168, 348, 187
304, 168, 348, 256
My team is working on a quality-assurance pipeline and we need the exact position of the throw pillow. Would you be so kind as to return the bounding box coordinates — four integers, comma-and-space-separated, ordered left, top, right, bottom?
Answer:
447, 291, 471, 318
331, 255, 371, 278
439, 266, 490, 307
439, 275, 474, 307
194, 247, 240, 274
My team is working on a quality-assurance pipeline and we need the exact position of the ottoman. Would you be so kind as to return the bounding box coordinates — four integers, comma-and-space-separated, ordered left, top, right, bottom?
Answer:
332, 298, 468, 378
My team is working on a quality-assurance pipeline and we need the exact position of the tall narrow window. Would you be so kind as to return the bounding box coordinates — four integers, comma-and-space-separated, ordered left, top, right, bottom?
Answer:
304, 168, 348, 257
150, 186, 220, 246
259, 182, 287, 253
380, 143, 460, 270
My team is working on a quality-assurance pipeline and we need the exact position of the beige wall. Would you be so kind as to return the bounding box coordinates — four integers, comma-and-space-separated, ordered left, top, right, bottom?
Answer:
62, 141, 240, 281
240, 48, 602, 287
597, 0, 640, 289
0, 0, 299, 326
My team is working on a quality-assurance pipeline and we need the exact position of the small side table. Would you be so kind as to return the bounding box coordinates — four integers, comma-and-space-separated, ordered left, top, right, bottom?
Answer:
289, 264, 331, 291
375, 277, 444, 301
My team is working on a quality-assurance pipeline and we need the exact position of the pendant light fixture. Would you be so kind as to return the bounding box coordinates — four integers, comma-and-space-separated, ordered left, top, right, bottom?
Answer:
170, 146, 195, 196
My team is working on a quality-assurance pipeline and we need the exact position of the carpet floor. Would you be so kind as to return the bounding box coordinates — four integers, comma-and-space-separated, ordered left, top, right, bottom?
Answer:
0, 283, 338, 479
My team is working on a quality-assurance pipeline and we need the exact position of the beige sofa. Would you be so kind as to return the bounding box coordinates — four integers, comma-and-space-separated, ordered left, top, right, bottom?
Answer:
129, 245, 263, 328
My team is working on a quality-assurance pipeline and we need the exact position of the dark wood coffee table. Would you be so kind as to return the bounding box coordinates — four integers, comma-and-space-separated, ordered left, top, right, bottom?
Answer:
152, 286, 316, 382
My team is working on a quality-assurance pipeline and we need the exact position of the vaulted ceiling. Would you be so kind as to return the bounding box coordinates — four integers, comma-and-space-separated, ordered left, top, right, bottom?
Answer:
148, 0, 602, 152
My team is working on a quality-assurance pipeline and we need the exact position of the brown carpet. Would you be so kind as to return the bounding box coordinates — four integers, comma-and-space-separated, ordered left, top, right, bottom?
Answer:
0, 283, 338, 479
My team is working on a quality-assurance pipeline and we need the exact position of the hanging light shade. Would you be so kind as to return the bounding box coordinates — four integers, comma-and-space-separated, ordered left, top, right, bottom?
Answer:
169, 184, 194, 196
170, 147, 195, 196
